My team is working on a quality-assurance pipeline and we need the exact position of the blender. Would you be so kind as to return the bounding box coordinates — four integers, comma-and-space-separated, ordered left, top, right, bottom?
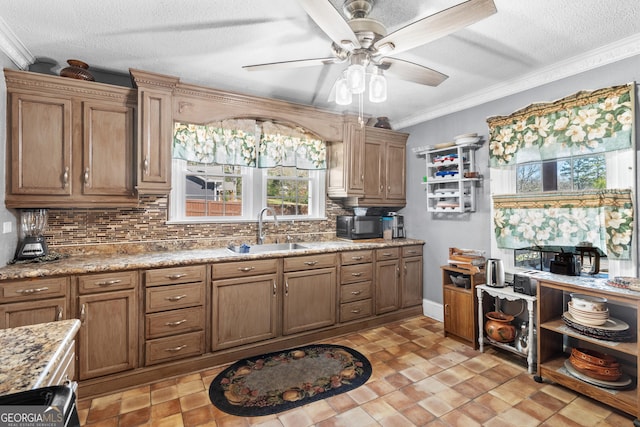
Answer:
15, 209, 49, 259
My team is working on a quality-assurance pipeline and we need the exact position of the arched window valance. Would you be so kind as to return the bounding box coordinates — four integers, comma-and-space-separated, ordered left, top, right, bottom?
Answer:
172, 119, 326, 170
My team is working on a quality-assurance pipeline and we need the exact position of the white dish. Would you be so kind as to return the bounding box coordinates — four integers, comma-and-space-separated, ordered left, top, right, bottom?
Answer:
454, 136, 480, 145
563, 312, 629, 332
454, 133, 477, 140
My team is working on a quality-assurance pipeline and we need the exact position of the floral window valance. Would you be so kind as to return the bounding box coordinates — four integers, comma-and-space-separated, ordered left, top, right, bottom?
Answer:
172, 120, 326, 170
487, 84, 634, 167
492, 189, 634, 260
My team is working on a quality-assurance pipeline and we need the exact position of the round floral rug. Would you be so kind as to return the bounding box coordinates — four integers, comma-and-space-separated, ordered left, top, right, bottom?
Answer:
208, 344, 372, 416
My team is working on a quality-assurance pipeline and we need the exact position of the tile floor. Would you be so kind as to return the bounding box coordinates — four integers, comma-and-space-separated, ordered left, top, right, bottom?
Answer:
78, 316, 636, 426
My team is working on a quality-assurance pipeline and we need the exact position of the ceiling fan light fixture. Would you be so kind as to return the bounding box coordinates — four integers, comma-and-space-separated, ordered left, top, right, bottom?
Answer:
376, 42, 395, 55
346, 63, 366, 94
369, 68, 387, 103
335, 75, 353, 105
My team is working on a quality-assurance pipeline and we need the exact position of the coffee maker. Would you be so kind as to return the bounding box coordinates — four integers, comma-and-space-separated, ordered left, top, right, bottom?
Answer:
387, 212, 406, 238
15, 209, 49, 260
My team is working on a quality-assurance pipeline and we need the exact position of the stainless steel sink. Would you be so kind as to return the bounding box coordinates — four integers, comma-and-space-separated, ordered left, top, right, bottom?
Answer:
227, 243, 308, 254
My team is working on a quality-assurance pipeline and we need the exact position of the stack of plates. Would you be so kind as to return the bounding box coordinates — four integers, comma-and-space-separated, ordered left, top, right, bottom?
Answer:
568, 301, 609, 326
561, 312, 633, 341
454, 133, 480, 145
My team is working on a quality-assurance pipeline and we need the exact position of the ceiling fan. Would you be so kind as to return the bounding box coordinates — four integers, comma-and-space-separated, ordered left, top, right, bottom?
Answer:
243, 0, 497, 95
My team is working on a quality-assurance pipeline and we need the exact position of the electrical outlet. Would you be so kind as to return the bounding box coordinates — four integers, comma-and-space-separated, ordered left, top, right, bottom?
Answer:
2, 222, 11, 234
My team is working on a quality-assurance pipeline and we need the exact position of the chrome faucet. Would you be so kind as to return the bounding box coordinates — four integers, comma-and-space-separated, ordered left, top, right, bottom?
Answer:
257, 207, 278, 244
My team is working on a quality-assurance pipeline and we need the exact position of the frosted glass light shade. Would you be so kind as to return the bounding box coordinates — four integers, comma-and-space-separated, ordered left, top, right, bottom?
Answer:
335, 77, 352, 105
346, 63, 366, 94
369, 72, 387, 103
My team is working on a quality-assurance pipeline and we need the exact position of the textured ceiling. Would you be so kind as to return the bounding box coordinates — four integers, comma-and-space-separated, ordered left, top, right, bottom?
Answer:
1, 0, 640, 129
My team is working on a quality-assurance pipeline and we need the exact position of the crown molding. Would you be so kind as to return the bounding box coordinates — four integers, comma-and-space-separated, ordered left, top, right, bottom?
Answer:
394, 33, 640, 130
0, 17, 34, 70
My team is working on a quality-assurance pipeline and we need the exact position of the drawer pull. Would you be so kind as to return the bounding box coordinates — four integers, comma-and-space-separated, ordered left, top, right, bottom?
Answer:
238, 267, 255, 272
56, 306, 63, 321
16, 287, 49, 295
62, 166, 69, 187
381, 252, 393, 257
407, 250, 418, 254
166, 294, 187, 302
80, 304, 86, 324
165, 319, 187, 327
350, 309, 361, 314
351, 272, 363, 277
351, 256, 363, 260
350, 290, 362, 295
166, 273, 187, 280
165, 345, 187, 353
304, 261, 318, 266
96, 279, 122, 286
273, 280, 277, 296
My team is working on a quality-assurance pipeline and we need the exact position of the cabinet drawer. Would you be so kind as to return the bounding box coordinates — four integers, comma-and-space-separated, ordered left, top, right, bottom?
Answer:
78, 271, 137, 294
402, 245, 423, 258
340, 250, 373, 265
340, 281, 372, 303
145, 282, 205, 313
212, 258, 279, 279
284, 253, 337, 272
146, 306, 205, 339
145, 265, 207, 287
145, 331, 205, 365
340, 264, 373, 284
376, 247, 400, 260
0, 277, 67, 302
340, 299, 372, 322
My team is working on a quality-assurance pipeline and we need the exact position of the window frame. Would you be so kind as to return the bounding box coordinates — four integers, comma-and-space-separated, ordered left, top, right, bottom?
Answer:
168, 159, 326, 223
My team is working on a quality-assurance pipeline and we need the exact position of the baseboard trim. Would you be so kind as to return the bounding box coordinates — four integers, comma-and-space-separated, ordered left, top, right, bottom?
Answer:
422, 299, 443, 322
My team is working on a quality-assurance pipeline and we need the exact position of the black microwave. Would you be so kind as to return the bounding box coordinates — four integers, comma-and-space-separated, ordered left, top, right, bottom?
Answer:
336, 215, 382, 239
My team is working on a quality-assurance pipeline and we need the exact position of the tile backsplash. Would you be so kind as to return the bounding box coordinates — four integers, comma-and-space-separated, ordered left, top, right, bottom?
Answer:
45, 196, 350, 255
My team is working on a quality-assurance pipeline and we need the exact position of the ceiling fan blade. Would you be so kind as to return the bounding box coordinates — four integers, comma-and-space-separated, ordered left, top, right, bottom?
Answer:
296, 0, 361, 50
374, 0, 497, 56
243, 57, 341, 72
378, 57, 448, 87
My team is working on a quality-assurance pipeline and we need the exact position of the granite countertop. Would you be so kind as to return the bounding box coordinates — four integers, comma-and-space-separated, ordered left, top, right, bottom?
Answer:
0, 319, 81, 395
0, 238, 424, 281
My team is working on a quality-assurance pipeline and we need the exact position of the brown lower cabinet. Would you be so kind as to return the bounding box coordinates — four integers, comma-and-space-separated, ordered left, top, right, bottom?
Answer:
0, 244, 424, 398
77, 271, 138, 380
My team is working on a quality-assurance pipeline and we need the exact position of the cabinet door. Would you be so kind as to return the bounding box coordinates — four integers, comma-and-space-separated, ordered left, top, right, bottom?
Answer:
78, 289, 137, 379
375, 259, 400, 314
212, 274, 278, 350
385, 142, 406, 201
443, 287, 474, 341
283, 268, 336, 335
82, 100, 135, 197
9, 92, 72, 196
136, 87, 172, 193
345, 121, 365, 193
0, 298, 66, 329
402, 256, 423, 308
363, 138, 384, 201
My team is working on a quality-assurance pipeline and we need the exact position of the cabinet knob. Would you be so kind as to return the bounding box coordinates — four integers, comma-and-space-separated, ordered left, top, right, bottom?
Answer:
62, 166, 69, 188
143, 157, 150, 175
84, 168, 90, 185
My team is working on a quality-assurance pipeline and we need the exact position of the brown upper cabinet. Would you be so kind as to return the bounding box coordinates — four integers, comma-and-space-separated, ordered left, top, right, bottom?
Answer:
130, 69, 179, 195
327, 124, 408, 207
5, 69, 137, 208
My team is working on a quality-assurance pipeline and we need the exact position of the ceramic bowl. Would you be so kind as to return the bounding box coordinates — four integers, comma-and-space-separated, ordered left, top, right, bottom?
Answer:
570, 293, 607, 312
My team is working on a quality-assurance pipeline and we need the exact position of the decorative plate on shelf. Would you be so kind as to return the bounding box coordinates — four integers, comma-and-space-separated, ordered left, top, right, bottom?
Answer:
561, 312, 633, 342
563, 360, 634, 390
